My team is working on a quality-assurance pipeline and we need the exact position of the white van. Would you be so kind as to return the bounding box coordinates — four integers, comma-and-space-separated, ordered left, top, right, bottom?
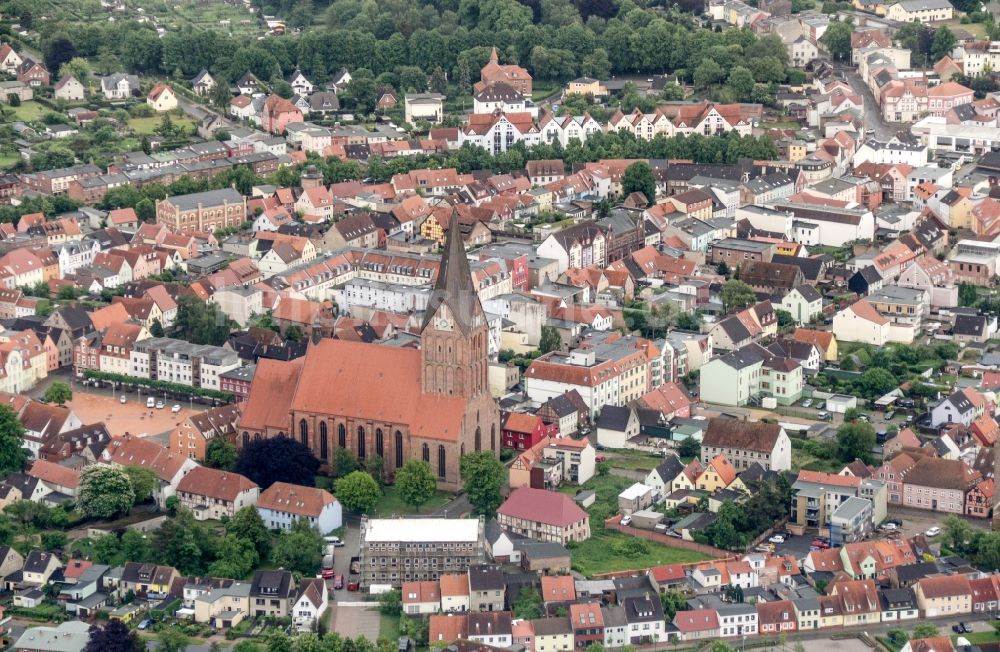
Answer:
146, 397, 155, 408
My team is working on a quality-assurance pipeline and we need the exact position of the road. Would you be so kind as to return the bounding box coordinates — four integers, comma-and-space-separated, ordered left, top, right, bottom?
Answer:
843, 69, 896, 141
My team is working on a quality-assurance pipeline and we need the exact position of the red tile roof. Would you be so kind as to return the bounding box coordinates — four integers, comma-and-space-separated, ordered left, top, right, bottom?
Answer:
497, 487, 588, 528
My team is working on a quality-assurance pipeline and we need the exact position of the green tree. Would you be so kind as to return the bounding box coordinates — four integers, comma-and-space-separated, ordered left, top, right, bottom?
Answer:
379, 589, 402, 615
78, 465, 135, 519
227, 505, 272, 560
912, 624, 940, 639
208, 534, 259, 578
395, 459, 437, 512
512, 586, 544, 619
157, 627, 191, 652
205, 438, 238, 470
621, 161, 656, 206
959, 282, 978, 307
859, 367, 897, 398
821, 20, 853, 61
124, 466, 159, 504
460, 452, 506, 517
335, 470, 382, 513
43, 381, 72, 406
720, 279, 756, 312
333, 447, 359, 478
694, 60, 725, 88
120, 529, 152, 562
727, 66, 755, 102
776, 309, 794, 329
429, 67, 448, 95
84, 620, 144, 652
836, 422, 876, 464
149, 319, 165, 337
660, 589, 688, 619
58, 58, 91, 88
0, 405, 28, 477
171, 295, 236, 346
678, 438, 700, 459
272, 518, 323, 575
931, 25, 956, 62
540, 325, 562, 354
942, 513, 974, 553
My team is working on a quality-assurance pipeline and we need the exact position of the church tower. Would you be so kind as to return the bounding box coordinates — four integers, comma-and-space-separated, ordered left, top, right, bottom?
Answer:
421, 213, 490, 400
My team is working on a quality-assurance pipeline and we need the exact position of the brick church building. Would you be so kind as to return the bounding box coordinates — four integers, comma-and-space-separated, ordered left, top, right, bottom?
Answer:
238, 214, 500, 489
475, 47, 532, 97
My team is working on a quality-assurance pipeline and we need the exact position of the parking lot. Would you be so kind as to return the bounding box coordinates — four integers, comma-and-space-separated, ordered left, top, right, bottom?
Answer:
886, 505, 991, 540
64, 381, 202, 438
770, 533, 824, 559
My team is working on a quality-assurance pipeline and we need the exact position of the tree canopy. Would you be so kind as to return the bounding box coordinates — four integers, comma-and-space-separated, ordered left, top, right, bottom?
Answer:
621, 162, 656, 207
235, 436, 320, 490
78, 466, 135, 519
0, 405, 27, 477
43, 382, 73, 406
460, 452, 506, 517
335, 470, 382, 513
394, 460, 438, 512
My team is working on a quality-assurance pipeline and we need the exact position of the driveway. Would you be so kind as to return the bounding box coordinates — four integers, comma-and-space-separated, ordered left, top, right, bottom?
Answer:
330, 605, 380, 640
330, 517, 363, 601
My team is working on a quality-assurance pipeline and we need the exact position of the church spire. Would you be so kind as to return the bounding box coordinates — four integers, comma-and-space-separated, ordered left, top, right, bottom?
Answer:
422, 212, 478, 335
488, 47, 499, 64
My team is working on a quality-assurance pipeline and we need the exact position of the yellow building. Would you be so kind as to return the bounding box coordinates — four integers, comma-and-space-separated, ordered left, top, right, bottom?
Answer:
566, 77, 608, 98
696, 454, 737, 492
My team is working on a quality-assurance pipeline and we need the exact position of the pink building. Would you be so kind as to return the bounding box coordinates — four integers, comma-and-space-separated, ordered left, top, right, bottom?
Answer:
900, 456, 980, 514
927, 81, 974, 118
261, 95, 303, 135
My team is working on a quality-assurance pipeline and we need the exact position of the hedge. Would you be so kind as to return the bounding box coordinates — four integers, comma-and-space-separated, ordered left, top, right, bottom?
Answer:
82, 369, 235, 402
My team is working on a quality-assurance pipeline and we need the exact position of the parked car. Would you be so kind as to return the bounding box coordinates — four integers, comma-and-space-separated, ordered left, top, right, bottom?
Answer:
621, 515, 632, 526
334, 574, 344, 590
885, 411, 895, 421
138, 619, 152, 631
811, 539, 830, 549
953, 624, 964, 633
926, 526, 941, 537
768, 534, 785, 544
155, 400, 165, 409
815, 402, 825, 410
120, 395, 127, 404
347, 580, 360, 592
324, 536, 345, 547
321, 568, 335, 579
817, 411, 830, 421
171, 404, 181, 413
880, 523, 898, 531
802, 399, 813, 408
595, 455, 606, 462
960, 623, 972, 633
146, 397, 156, 408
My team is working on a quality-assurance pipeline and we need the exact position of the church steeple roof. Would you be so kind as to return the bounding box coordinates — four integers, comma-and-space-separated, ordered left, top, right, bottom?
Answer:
422, 212, 479, 335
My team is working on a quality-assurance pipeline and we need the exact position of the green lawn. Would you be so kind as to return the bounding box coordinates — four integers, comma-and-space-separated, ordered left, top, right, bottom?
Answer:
532, 83, 560, 102
764, 121, 801, 129
7, 101, 47, 122
379, 612, 402, 641
0, 153, 20, 169
953, 628, 1000, 645
606, 449, 665, 471
128, 115, 195, 135
373, 484, 451, 517
569, 529, 712, 576
791, 447, 842, 473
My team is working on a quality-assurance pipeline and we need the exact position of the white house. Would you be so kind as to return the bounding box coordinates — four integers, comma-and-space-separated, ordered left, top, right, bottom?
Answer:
832, 300, 890, 346
596, 405, 639, 448
292, 578, 328, 631
404, 93, 445, 124
101, 73, 140, 100
256, 482, 343, 534
287, 69, 314, 96
778, 284, 823, 325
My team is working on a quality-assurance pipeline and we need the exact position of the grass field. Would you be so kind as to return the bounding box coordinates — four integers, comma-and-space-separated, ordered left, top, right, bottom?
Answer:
374, 484, 451, 517
606, 449, 666, 471
791, 447, 842, 473
128, 115, 195, 134
379, 612, 402, 641
953, 627, 1000, 645
6, 101, 48, 122
937, 18, 987, 38
569, 529, 712, 575
0, 153, 20, 169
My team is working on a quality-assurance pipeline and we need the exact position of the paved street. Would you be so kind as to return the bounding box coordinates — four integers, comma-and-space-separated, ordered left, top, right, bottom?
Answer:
843, 69, 897, 141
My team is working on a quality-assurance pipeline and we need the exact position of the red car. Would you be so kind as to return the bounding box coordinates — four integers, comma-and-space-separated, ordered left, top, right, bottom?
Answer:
595, 455, 607, 462
334, 574, 344, 590
347, 580, 360, 592
812, 539, 830, 549
321, 568, 335, 579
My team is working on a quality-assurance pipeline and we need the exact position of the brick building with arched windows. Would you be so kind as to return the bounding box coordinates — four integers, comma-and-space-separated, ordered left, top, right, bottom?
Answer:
237, 214, 500, 489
